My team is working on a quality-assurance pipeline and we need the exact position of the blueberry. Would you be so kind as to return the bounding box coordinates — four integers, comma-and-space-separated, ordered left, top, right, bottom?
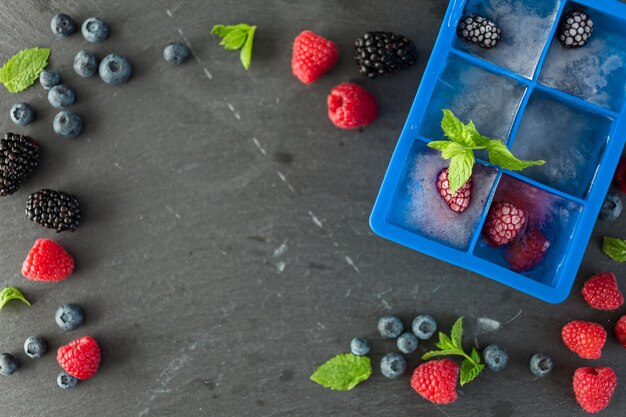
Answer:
99, 54, 132, 85
53, 111, 83, 139
81, 17, 109, 43
0, 353, 18, 376
48, 84, 75, 108
73, 50, 98, 78
163, 43, 190, 65
50, 13, 76, 38
10, 103, 34, 126
380, 353, 406, 379
529, 353, 554, 377
483, 344, 509, 372
598, 192, 622, 221
40, 70, 61, 90
55, 303, 84, 330
57, 371, 78, 389
411, 315, 437, 340
24, 336, 47, 359
397, 332, 418, 354
377, 315, 404, 339
350, 337, 370, 356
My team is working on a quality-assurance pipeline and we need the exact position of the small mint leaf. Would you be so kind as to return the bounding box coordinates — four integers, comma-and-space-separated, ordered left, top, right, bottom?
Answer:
0, 47, 50, 93
470, 348, 481, 364
239, 25, 256, 70
460, 359, 484, 386
427, 141, 453, 151
211, 24, 256, 70
487, 140, 545, 171
421, 349, 459, 360
450, 317, 463, 349
0, 287, 30, 310
466, 120, 490, 147
441, 109, 474, 146
436, 332, 455, 350
602, 237, 626, 262
441, 142, 467, 160
448, 151, 474, 195
310, 353, 371, 391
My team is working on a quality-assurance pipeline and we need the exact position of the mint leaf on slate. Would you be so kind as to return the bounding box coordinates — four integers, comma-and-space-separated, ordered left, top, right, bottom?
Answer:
0, 47, 50, 93
211, 24, 256, 70
0, 287, 31, 309
602, 237, 626, 262
310, 353, 371, 390
460, 358, 484, 386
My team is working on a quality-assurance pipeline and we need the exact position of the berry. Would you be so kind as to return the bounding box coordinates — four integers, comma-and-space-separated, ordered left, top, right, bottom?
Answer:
614, 157, 626, 193
81, 17, 109, 42
55, 304, 84, 331
48, 84, 75, 108
291, 30, 338, 84
353, 31, 417, 79
57, 336, 101, 380
26, 189, 81, 232
73, 50, 98, 78
380, 353, 406, 379
436, 168, 472, 213
615, 316, 626, 348
22, 239, 74, 282
412, 315, 437, 340
598, 192, 622, 221
529, 353, 553, 377
397, 332, 418, 354
99, 54, 132, 85
163, 43, 190, 65
57, 371, 78, 389
350, 337, 370, 356
10, 103, 34, 126
327, 83, 377, 129
50, 13, 76, 38
505, 229, 550, 273
484, 202, 526, 246
411, 359, 459, 404
39, 70, 61, 90
53, 110, 83, 138
24, 336, 47, 359
582, 272, 624, 310
482, 344, 508, 372
457, 14, 501, 49
0, 353, 18, 376
559, 10, 593, 48
0, 132, 40, 196
561, 321, 606, 359
377, 315, 404, 339
573, 367, 616, 414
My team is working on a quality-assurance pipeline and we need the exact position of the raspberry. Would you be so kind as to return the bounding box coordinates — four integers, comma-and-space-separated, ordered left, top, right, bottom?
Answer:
483, 202, 526, 246
410, 359, 459, 405
505, 229, 550, 273
436, 168, 472, 213
21, 239, 74, 282
614, 157, 626, 193
291, 30, 338, 84
561, 321, 606, 359
615, 315, 626, 348
57, 336, 101, 380
582, 272, 624, 310
573, 367, 617, 414
327, 83, 377, 129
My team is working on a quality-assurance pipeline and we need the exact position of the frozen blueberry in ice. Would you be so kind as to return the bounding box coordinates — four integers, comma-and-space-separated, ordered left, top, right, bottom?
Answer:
53, 111, 83, 139
380, 353, 406, 379
73, 50, 98, 78
10, 103, 34, 126
50, 13, 76, 38
99, 54, 132, 85
164, 42, 190, 65
81, 17, 109, 42
24, 336, 47, 359
40, 70, 61, 90
55, 303, 84, 330
396, 332, 418, 354
411, 315, 437, 340
377, 315, 404, 339
350, 337, 370, 356
57, 371, 78, 389
483, 344, 509, 372
48, 84, 75, 108
529, 353, 554, 377
598, 192, 622, 221
0, 353, 18, 376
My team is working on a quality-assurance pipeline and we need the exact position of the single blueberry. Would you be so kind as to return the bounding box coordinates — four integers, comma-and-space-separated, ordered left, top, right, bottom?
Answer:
73, 50, 98, 78
529, 353, 554, 377
55, 303, 84, 330
0, 353, 18, 376
377, 315, 404, 339
163, 43, 191, 65
10, 103, 34, 126
48, 84, 76, 108
483, 344, 509, 372
411, 315, 437, 340
350, 337, 370, 356
57, 371, 78, 389
380, 353, 406, 379
24, 336, 47, 359
81, 17, 109, 42
598, 192, 622, 221
40, 70, 61, 90
50, 13, 76, 38
99, 54, 132, 85
397, 332, 418, 354
53, 111, 83, 139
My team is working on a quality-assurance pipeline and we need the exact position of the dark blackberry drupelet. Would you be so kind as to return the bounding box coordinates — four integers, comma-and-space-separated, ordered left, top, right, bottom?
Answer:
26, 189, 81, 232
559, 9, 593, 48
354, 31, 417, 79
456, 14, 501, 49
0, 133, 40, 196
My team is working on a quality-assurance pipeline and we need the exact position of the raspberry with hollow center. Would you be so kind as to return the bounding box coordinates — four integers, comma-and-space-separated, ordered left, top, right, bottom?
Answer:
327, 83, 377, 129
436, 168, 472, 213
484, 202, 526, 246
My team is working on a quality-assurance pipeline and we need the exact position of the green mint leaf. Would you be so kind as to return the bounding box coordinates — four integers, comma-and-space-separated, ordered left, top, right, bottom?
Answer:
436, 332, 456, 350
602, 237, 626, 262
0, 287, 30, 309
240, 25, 256, 70
310, 353, 371, 391
441, 109, 474, 146
465, 120, 490, 147
421, 349, 460, 360
0, 47, 50, 93
450, 317, 463, 349
460, 359, 484, 386
211, 24, 256, 70
427, 141, 453, 152
448, 151, 474, 195
470, 348, 481, 364
487, 140, 545, 171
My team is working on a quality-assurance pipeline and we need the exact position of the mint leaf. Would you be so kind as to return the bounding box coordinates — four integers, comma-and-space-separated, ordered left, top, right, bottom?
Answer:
460, 359, 484, 386
466, 120, 490, 147
450, 317, 463, 348
441, 109, 474, 146
427, 141, 453, 151
0, 287, 30, 309
602, 237, 626, 262
487, 140, 545, 171
0, 47, 50, 93
421, 349, 460, 360
310, 353, 371, 390
448, 152, 474, 194
470, 348, 481, 364
436, 332, 455, 350
211, 24, 256, 70
441, 142, 467, 160
240, 25, 256, 70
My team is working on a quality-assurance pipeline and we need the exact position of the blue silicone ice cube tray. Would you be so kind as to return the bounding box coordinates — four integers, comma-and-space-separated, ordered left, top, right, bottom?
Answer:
370, 0, 626, 303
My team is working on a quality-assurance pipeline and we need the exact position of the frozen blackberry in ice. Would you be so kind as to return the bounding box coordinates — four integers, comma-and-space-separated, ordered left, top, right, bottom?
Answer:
456, 14, 501, 49
559, 9, 593, 48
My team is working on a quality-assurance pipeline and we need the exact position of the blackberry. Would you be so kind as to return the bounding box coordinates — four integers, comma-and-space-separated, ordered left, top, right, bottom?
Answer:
457, 14, 501, 49
0, 133, 40, 196
26, 189, 81, 232
353, 31, 417, 79
559, 10, 593, 48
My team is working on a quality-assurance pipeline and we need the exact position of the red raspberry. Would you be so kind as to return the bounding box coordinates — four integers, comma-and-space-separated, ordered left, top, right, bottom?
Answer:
483, 202, 526, 246
291, 30, 339, 84
615, 315, 626, 348
582, 272, 624, 311
410, 359, 459, 405
327, 83, 377, 129
573, 367, 617, 414
505, 229, 550, 273
436, 168, 472, 213
57, 336, 101, 380
21, 239, 74, 282
561, 321, 606, 359
613, 157, 626, 193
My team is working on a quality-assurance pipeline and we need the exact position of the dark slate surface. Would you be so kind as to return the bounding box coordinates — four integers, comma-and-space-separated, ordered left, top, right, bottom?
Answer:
0, 1, 623, 416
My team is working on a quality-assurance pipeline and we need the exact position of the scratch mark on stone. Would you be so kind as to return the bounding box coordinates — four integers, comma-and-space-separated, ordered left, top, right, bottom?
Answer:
277, 171, 295, 193
344, 256, 359, 273
252, 137, 267, 155
308, 211, 323, 229
227, 102, 235, 112
275, 261, 286, 273
477, 317, 501, 334
165, 9, 173, 18
234, 112, 241, 120
114, 162, 122, 170
273, 241, 288, 258
503, 309, 523, 325
176, 28, 202, 65
202, 67, 213, 80
432, 284, 441, 294
316, 322, 326, 330
381, 299, 391, 310
345, 289, 351, 298
376, 289, 392, 298
164, 205, 181, 219
171, 0, 186, 14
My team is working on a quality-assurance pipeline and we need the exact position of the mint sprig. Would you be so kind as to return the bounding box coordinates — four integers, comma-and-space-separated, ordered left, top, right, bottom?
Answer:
422, 317, 484, 386
0, 287, 30, 310
310, 353, 371, 390
211, 24, 256, 70
428, 110, 545, 194
0, 47, 50, 93
602, 236, 626, 262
